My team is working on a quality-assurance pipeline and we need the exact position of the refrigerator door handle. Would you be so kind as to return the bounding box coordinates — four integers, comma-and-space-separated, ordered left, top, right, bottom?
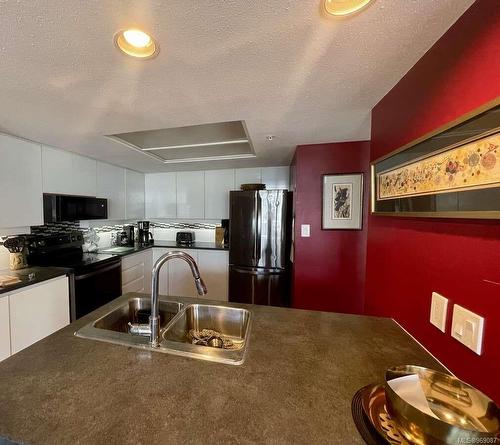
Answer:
251, 192, 260, 266
255, 193, 262, 264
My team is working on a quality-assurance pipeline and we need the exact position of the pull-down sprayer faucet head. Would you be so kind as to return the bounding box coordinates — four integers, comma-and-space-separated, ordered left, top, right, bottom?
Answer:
195, 277, 208, 296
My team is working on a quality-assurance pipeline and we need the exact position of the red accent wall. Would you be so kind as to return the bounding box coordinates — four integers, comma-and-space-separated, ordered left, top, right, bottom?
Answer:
366, 0, 500, 403
292, 141, 370, 314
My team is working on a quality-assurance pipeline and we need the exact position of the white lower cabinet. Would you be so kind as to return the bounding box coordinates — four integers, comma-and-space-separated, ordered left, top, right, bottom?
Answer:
0, 297, 10, 362
168, 249, 200, 297
122, 250, 153, 294
149, 248, 228, 301
9, 276, 70, 355
152, 248, 170, 296
197, 250, 228, 301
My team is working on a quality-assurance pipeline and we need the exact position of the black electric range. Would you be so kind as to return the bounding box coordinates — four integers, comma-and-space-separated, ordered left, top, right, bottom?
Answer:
27, 231, 122, 321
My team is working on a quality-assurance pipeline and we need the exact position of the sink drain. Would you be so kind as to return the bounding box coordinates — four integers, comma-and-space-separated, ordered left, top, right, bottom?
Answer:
189, 329, 234, 349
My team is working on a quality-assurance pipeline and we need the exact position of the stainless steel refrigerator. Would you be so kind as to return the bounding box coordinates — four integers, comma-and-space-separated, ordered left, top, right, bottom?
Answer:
229, 190, 290, 307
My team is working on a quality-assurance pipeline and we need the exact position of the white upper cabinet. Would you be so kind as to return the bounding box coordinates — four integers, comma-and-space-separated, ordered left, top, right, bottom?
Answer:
176, 171, 205, 219
145, 173, 176, 219
234, 168, 262, 189
262, 167, 290, 190
125, 170, 145, 220
0, 133, 43, 228
204, 170, 234, 220
96, 162, 126, 220
73, 155, 97, 196
42, 146, 97, 196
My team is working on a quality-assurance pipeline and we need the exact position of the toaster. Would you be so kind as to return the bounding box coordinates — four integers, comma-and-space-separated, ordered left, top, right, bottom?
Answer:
176, 231, 195, 246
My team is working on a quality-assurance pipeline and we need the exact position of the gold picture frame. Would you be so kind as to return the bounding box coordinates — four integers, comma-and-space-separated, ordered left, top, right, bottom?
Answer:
378, 130, 500, 200
371, 99, 500, 219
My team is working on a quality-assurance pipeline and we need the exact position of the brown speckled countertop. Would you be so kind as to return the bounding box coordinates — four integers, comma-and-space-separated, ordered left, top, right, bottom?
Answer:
0, 293, 443, 445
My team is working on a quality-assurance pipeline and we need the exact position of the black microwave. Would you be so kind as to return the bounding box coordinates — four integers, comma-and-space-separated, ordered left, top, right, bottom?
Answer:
43, 194, 108, 222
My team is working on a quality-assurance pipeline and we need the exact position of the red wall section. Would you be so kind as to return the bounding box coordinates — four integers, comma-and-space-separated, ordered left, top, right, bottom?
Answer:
292, 141, 370, 314
366, 0, 500, 403
371, 0, 500, 160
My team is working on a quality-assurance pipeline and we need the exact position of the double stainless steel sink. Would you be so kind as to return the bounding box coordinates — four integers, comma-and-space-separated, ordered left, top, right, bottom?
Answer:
76, 297, 252, 365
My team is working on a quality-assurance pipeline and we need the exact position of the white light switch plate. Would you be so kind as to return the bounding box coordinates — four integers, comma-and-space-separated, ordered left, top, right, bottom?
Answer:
430, 292, 448, 332
301, 224, 310, 237
451, 304, 484, 355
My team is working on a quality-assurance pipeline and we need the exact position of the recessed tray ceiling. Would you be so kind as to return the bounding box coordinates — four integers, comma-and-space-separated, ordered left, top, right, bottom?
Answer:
108, 121, 255, 164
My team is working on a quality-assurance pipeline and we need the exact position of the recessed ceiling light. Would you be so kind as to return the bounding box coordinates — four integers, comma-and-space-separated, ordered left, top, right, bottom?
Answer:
114, 28, 159, 59
323, 0, 373, 16
123, 30, 151, 48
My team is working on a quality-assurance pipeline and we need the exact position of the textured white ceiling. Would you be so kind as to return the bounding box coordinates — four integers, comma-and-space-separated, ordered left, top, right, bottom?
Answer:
0, 0, 474, 172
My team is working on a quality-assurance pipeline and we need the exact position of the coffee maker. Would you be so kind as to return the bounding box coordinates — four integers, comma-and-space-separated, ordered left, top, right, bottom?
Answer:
138, 221, 154, 246
125, 225, 135, 246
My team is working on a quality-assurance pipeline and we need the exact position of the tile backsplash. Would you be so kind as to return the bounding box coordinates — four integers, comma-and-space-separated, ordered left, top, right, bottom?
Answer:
30, 221, 80, 235
85, 221, 217, 247
0, 220, 218, 269
0, 246, 9, 270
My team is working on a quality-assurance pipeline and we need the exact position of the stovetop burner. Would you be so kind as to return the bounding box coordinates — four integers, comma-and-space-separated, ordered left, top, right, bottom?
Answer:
38, 252, 118, 269
26, 231, 120, 271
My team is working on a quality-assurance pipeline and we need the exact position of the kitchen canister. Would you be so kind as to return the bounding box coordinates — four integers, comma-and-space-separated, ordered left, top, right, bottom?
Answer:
215, 227, 225, 246
9, 252, 27, 271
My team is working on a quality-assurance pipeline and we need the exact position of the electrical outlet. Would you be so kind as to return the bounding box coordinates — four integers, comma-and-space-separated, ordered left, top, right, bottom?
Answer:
300, 224, 310, 237
430, 292, 448, 332
451, 304, 484, 355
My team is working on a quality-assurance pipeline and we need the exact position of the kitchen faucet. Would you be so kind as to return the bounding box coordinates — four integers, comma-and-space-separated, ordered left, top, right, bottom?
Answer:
129, 251, 207, 346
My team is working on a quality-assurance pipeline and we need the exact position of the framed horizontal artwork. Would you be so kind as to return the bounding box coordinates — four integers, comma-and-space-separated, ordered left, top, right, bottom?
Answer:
371, 101, 500, 219
322, 173, 364, 230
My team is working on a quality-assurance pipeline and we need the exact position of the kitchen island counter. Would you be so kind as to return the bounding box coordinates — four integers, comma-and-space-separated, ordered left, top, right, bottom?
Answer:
0, 293, 444, 445
0, 266, 69, 296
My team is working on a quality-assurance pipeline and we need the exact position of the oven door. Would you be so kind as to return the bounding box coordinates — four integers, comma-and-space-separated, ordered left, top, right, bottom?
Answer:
71, 260, 122, 320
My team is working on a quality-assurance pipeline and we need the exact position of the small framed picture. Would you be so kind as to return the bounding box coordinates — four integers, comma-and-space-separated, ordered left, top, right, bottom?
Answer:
322, 173, 364, 230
